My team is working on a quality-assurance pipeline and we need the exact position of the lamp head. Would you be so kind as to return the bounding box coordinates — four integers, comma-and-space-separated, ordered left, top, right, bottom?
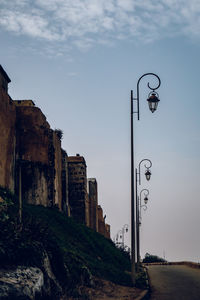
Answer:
144, 196, 148, 205
147, 91, 160, 113
145, 169, 151, 181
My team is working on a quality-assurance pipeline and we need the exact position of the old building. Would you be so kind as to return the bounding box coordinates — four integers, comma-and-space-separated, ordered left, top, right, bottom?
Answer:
14, 100, 63, 209
0, 65, 11, 93
0, 65, 111, 236
105, 224, 111, 239
97, 205, 110, 239
13, 100, 35, 107
88, 178, 98, 231
0, 65, 16, 192
61, 149, 70, 215
68, 154, 89, 225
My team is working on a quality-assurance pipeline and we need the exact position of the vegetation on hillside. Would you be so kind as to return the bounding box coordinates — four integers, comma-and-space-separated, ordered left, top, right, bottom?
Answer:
143, 252, 167, 263
0, 187, 134, 297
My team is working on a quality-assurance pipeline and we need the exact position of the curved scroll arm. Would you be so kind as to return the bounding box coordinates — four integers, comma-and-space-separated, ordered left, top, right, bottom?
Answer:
139, 188, 149, 199
136, 73, 161, 120
141, 205, 147, 211
138, 159, 152, 185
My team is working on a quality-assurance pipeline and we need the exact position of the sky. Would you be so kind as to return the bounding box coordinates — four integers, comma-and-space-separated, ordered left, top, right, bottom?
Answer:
1, 0, 200, 262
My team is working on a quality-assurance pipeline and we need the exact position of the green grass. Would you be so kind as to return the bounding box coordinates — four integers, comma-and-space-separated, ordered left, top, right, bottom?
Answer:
0, 187, 132, 295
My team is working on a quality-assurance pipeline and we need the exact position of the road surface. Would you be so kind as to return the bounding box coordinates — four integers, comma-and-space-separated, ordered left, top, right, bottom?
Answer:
148, 264, 200, 300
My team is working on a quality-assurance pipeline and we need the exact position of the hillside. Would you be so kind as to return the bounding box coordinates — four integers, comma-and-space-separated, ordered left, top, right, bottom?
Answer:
0, 187, 135, 299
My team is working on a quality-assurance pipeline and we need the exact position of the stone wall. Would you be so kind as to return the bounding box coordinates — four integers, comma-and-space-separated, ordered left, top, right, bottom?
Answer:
15, 104, 55, 207
88, 178, 98, 231
68, 155, 89, 225
0, 65, 111, 235
0, 87, 16, 192
61, 149, 70, 215
97, 205, 110, 239
97, 205, 105, 236
105, 224, 111, 239
53, 131, 62, 210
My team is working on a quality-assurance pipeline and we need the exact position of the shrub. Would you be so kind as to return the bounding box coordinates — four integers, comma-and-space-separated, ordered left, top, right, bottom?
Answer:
143, 252, 167, 263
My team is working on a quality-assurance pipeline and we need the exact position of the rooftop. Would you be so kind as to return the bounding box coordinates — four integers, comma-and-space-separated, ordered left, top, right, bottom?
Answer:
13, 100, 35, 107
68, 154, 86, 164
0, 65, 11, 83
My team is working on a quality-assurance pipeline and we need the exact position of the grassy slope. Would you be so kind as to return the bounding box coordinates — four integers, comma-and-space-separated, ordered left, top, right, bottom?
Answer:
0, 187, 132, 295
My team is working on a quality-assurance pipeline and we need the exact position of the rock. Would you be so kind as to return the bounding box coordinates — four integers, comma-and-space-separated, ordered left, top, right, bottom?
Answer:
0, 266, 44, 299
41, 250, 63, 296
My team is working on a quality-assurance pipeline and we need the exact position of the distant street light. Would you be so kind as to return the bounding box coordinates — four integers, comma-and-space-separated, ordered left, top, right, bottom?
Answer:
121, 224, 129, 248
130, 73, 161, 285
114, 224, 129, 248
135, 159, 152, 270
137, 188, 149, 268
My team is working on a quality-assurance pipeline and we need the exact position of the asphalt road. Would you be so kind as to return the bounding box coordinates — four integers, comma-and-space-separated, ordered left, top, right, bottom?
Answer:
148, 264, 200, 300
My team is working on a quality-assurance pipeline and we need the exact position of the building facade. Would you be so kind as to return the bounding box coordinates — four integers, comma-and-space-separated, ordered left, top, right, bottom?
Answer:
0, 65, 110, 238
88, 178, 98, 231
68, 154, 89, 226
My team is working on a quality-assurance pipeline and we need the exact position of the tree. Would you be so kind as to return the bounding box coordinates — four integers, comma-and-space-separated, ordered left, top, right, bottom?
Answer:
143, 252, 167, 263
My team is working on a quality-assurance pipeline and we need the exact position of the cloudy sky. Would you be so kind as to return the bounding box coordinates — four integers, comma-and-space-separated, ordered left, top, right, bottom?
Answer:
1, 0, 200, 262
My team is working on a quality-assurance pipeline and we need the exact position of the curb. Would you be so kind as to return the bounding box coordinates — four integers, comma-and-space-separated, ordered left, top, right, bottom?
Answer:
134, 265, 150, 300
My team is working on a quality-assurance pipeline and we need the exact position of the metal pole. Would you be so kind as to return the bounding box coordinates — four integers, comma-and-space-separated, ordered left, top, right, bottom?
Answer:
131, 90, 136, 285
19, 163, 22, 224
122, 228, 124, 248
138, 195, 140, 268
136, 169, 140, 271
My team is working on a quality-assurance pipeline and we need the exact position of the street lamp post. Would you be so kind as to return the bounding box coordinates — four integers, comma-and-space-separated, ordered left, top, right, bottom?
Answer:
121, 224, 129, 248
136, 188, 149, 269
135, 159, 152, 270
114, 224, 129, 248
130, 73, 161, 285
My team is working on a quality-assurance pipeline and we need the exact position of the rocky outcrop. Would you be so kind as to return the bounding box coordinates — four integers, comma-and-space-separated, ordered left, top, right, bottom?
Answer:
0, 250, 63, 300
0, 266, 44, 299
0, 250, 95, 300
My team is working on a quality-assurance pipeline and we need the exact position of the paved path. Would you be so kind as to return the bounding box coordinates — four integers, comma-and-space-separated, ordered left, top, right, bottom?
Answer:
148, 264, 200, 300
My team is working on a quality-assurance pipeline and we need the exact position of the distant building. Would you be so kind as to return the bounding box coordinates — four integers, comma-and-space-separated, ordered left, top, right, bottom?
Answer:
0, 65, 11, 93
68, 154, 89, 225
13, 100, 35, 107
61, 149, 70, 216
0, 65, 111, 236
88, 178, 98, 231
0, 65, 15, 191
97, 205, 110, 239
105, 224, 111, 239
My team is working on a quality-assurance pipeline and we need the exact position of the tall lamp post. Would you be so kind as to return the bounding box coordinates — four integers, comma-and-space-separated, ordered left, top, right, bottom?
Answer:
114, 224, 129, 248
120, 224, 129, 248
130, 73, 161, 285
137, 188, 149, 269
135, 159, 152, 270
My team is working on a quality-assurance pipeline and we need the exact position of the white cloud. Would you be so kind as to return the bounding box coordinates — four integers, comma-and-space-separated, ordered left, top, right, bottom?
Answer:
0, 0, 200, 51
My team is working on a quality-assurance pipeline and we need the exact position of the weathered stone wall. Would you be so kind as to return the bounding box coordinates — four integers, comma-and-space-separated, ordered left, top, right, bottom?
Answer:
0, 88, 16, 192
53, 132, 62, 210
20, 161, 51, 207
15, 106, 50, 164
61, 149, 70, 215
97, 205, 105, 236
105, 224, 111, 239
88, 178, 98, 231
0, 66, 111, 234
15, 105, 60, 207
68, 155, 88, 225
97, 205, 110, 239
